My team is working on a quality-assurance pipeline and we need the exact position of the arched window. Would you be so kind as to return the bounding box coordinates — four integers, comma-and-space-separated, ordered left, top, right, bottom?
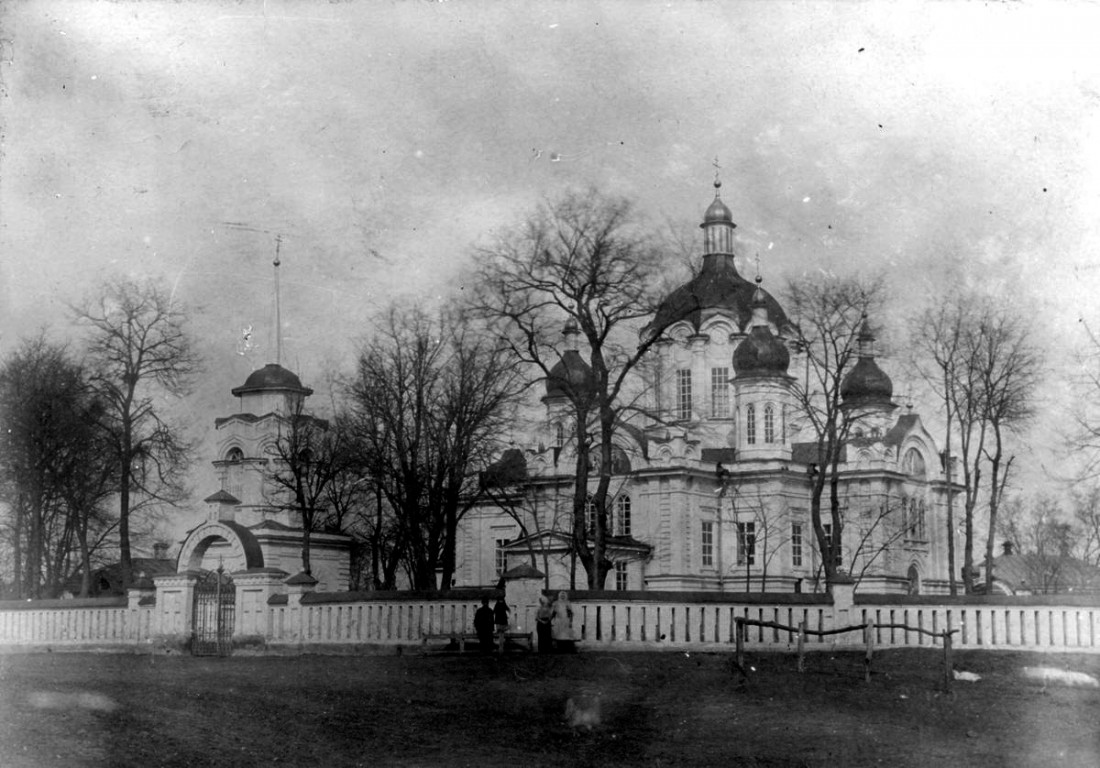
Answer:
746, 403, 756, 445
225, 447, 244, 462
224, 448, 244, 498
615, 495, 632, 537
553, 422, 565, 449
918, 499, 927, 540
763, 403, 775, 443
903, 448, 926, 479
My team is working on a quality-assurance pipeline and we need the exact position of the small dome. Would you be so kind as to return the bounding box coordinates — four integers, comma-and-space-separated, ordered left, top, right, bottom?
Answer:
733, 325, 791, 378
840, 358, 893, 406
231, 363, 313, 397
840, 316, 894, 408
544, 350, 596, 402
703, 195, 734, 225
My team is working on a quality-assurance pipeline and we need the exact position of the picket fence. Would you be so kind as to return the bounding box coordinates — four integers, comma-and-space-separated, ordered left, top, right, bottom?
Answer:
2, 589, 1099, 655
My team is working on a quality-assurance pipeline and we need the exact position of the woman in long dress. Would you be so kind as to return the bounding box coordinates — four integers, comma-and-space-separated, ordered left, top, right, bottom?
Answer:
551, 591, 576, 653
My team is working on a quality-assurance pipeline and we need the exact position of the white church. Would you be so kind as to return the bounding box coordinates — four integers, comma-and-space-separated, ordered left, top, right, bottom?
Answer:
456, 181, 955, 595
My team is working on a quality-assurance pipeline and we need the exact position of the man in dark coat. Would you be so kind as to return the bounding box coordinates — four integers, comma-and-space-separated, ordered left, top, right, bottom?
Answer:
474, 597, 495, 653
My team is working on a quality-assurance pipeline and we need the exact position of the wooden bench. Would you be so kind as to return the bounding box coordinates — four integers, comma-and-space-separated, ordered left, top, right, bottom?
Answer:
420, 630, 533, 653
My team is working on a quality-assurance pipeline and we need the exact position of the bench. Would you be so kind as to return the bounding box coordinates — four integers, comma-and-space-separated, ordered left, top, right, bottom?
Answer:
420, 630, 533, 653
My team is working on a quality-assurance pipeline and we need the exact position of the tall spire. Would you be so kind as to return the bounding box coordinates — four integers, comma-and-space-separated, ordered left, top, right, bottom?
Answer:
273, 236, 283, 366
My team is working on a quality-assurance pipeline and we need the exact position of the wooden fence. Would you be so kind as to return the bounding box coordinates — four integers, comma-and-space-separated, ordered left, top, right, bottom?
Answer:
2, 589, 1100, 655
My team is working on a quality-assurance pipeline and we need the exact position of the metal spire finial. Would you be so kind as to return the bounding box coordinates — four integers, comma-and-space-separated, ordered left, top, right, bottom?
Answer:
712, 156, 722, 192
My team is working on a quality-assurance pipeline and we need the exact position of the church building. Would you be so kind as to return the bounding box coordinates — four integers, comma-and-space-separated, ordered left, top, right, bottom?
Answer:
457, 181, 955, 595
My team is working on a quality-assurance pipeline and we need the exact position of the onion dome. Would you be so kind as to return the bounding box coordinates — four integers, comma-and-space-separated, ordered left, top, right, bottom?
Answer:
544, 322, 596, 402
231, 363, 313, 397
646, 180, 791, 337
840, 314, 894, 409
733, 278, 791, 378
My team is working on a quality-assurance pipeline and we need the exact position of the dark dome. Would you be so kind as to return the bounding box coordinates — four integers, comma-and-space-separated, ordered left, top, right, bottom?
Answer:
544, 350, 596, 402
647, 256, 791, 335
840, 357, 893, 407
733, 326, 791, 378
231, 363, 313, 397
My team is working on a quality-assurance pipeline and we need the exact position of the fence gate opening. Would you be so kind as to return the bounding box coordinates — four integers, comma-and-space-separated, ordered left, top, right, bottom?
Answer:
192, 566, 235, 656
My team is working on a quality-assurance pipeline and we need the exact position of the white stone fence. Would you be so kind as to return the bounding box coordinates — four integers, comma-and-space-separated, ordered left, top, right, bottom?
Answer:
2, 569, 1099, 655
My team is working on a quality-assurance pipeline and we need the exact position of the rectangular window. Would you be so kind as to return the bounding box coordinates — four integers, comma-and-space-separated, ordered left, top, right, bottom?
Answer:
791, 523, 803, 567
822, 523, 840, 567
710, 367, 730, 418
615, 561, 629, 591
495, 538, 510, 575
676, 369, 693, 421
737, 522, 756, 566
701, 521, 714, 567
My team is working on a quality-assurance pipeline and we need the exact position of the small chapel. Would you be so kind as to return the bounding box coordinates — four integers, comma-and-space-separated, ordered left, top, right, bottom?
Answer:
457, 180, 955, 595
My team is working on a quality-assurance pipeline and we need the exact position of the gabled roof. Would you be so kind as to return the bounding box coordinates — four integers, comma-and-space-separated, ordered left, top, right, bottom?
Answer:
204, 490, 241, 505
986, 553, 1100, 593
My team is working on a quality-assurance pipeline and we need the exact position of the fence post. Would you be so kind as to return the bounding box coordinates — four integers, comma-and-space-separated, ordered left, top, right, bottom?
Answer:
797, 620, 806, 673
864, 619, 874, 684
943, 631, 954, 692
735, 618, 744, 672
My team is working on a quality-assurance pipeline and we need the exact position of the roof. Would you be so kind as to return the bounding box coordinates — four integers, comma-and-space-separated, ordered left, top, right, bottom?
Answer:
791, 442, 848, 466
501, 563, 545, 580
63, 558, 178, 597
204, 490, 241, 505
480, 448, 529, 488
231, 363, 313, 397
544, 349, 596, 402
733, 324, 791, 378
647, 254, 792, 336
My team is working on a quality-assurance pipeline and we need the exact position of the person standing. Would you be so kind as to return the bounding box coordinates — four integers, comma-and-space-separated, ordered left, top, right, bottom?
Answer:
535, 595, 554, 653
474, 597, 494, 653
493, 596, 511, 651
551, 591, 576, 653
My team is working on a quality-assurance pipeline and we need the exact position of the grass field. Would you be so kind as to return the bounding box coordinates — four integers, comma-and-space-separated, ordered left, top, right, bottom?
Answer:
1, 647, 1098, 767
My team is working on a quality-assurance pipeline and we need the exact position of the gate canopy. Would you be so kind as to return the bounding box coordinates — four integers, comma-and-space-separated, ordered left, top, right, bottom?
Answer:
177, 520, 265, 573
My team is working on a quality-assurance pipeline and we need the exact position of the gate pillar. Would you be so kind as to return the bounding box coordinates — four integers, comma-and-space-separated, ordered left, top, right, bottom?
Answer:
233, 568, 289, 639
153, 571, 202, 642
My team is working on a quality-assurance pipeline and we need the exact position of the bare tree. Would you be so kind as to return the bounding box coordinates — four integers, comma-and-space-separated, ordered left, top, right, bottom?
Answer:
0, 336, 117, 597
911, 291, 1041, 593
265, 398, 349, 576
72, 278, 200, 588
783, 272, 888, 587
345, 304, 523, 590
471, 188, 685, 589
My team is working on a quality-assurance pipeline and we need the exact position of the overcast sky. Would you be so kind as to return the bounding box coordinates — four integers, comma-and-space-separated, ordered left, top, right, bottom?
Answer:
2, 1, 1099, 543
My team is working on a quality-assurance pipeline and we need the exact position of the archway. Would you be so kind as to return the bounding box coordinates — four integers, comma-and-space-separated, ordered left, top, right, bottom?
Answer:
177, 520, 265, 573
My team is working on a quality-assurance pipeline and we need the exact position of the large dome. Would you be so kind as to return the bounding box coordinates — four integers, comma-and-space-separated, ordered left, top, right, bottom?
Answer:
648, 256, 791, 335
231, 363, 313, 397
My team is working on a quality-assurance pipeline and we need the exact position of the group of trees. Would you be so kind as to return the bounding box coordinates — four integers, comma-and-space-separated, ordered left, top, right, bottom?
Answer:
0, 279, 198, 598
4, 187, 1081, 598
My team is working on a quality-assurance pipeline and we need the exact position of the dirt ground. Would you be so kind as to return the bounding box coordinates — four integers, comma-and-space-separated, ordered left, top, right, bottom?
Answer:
0, 646, 1098, 767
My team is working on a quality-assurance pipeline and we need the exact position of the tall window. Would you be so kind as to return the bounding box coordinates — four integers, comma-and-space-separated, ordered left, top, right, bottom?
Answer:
711, 367, 730, 418
763, 403, 776, 443
615, 561, 629, 591
701, 521, 714, 567
586, 496, 598, 536
615, 494, 632, 536
791, 523, 803, 567
822, 523, 839, 566
495, 538, 510, 575
554, 422, 565, 448
745, 403, 756, 444
737, 522, 756, 565
676, 369, 693, 421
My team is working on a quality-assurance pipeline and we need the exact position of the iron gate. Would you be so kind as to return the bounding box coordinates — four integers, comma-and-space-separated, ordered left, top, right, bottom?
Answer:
192, 566, 235, 656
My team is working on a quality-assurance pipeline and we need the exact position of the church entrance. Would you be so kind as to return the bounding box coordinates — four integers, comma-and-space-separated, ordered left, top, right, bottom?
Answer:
192, 566, 235, 656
